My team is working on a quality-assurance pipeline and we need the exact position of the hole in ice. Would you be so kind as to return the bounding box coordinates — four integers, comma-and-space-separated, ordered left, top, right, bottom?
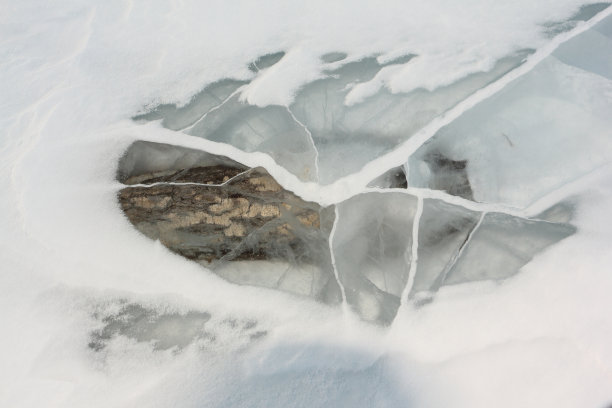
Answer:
117, 141, 342, 304
116, 141, 577, 324
406, 13, 612, 208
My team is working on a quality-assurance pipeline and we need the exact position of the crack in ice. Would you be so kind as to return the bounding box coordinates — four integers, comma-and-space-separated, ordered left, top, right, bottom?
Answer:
435, 211, 486, 290
285, 106, 320, 182
327, 8, 612, 198
400, 194, 423, 306
328, 205, 348, 308
179, 87, 245, 133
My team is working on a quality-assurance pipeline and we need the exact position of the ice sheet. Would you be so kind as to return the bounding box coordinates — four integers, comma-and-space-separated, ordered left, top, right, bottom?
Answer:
407, 15, 612, 207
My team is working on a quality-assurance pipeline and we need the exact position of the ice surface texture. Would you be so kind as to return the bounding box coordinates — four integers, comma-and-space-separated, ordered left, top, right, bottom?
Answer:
118, 141, 576, 324
407, 13, 612, 207
135, 50, 531, 184
332, 193, 417, 323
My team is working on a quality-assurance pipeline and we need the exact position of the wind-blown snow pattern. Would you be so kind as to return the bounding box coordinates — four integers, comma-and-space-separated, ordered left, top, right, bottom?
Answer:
1, 1, 612, 407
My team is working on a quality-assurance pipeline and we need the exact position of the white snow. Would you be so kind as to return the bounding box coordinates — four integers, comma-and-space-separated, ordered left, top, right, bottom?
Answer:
1, 1, 612, 407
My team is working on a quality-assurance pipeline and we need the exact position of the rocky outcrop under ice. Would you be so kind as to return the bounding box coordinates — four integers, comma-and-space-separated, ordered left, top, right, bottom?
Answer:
118, 141, 340, 303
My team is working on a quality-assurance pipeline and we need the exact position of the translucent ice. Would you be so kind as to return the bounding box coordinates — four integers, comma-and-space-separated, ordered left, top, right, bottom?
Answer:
290, 52, 531, 184
118, 141, 341, 304
133, 80, 248, 131
367, 165, 408, 189
409, 199, 480, 298
188, 100, 319, 182
134, 50, 531, 184
407, 15, 612, 207
332, 192, 417, 323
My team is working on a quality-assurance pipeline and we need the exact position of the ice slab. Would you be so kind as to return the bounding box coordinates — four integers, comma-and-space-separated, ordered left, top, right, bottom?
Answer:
118, 141, 341, 304
188, 99, 318, 182
133, 77, 318, 182
410, 199, 480, 298
332, 192, 417, 323
290, 52, 532, 184
117, 140, 249, 183
408, 198, 576, 301
214, 260, 337, 301
553, 16, 612, 80
407, 14, 612, 207
117, 141, 580, 324
443, 212, 576, 285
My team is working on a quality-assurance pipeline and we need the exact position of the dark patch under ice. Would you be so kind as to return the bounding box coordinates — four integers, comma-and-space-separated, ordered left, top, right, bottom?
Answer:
423, 152, 473, 200
118, 141, 341, 303
133, 79, 248, 131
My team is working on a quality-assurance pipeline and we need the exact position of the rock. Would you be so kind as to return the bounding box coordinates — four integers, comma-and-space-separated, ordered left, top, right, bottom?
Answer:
120, 165, 328, 262
117, 141, 341, 303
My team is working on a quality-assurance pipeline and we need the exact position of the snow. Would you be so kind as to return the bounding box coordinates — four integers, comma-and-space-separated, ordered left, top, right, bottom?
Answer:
1, 1, 612, 407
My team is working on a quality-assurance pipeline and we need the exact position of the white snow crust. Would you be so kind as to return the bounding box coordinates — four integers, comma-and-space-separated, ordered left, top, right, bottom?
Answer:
1, 1, 612, 407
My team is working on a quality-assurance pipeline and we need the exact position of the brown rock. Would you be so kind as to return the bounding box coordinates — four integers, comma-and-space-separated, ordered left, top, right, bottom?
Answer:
118, 165, 330, 265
